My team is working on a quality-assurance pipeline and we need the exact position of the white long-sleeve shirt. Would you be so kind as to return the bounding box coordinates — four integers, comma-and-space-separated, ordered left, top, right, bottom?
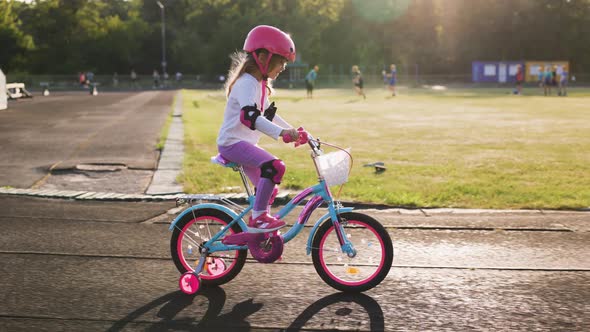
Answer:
217, 73, 291, 146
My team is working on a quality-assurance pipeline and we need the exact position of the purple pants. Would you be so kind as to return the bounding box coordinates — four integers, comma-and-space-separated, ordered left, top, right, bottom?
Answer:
218, 141, 278, 212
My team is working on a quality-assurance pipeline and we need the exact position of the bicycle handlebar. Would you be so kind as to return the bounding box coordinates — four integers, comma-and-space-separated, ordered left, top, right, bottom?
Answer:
306, 133, 322, 154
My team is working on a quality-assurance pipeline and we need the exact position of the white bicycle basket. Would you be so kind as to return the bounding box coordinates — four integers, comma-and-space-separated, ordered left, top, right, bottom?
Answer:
316, 148, 351, 186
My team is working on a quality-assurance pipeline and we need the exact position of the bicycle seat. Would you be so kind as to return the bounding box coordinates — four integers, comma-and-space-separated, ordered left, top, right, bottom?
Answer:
211, 154, 239, 168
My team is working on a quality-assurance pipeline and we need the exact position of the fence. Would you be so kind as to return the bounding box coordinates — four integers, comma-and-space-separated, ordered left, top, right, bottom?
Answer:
2, 74, 224, 91
4, 71, 590, 92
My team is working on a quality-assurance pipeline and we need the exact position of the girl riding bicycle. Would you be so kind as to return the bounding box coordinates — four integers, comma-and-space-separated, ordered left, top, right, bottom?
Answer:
217, 25, 307, 233
173, 30, 393, 291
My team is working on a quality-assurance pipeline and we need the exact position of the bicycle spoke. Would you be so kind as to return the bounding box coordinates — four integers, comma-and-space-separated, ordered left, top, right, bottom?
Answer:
308, 245, 341, 253
204, 218, 213, 241
174, 225, 202, 248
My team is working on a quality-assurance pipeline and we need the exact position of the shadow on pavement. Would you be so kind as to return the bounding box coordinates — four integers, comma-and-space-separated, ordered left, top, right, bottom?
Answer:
285, 292, 384, 332
107, 287, 259, 331
107, 288, 384, 331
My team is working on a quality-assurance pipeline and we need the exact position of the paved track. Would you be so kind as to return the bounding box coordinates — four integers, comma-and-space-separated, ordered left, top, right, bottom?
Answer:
0, 195, 588, 331
0, 91, 173, 189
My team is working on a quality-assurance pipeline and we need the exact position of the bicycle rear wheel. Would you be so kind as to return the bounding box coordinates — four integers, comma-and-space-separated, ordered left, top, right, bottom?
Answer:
311, 212, 393, 292
170, 208, 247, 286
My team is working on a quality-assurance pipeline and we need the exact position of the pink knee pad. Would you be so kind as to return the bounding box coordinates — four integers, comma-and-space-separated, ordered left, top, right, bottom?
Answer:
260, 159, 286, 184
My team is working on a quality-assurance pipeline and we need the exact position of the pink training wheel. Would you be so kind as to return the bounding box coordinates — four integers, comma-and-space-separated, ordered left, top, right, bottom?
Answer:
179, 272, 200, 295
206, 257, 227, 276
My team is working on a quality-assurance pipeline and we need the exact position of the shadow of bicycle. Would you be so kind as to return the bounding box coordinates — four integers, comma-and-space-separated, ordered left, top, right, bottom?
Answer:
285, 292, 384, 331
107, 288, 384, 331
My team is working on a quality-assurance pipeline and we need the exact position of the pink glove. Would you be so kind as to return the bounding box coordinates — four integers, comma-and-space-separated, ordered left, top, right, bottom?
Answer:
282, 129, 297, 143
294, 127, 309, 147
282, 127, 309, 147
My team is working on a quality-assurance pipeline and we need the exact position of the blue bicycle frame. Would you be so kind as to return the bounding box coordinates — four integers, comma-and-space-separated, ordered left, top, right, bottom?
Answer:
169, 135, 356, 257
169, 180, 354, 255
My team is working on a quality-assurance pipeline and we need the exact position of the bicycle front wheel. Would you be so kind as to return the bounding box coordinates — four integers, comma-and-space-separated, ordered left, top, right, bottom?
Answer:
170, 208, 247, 286
311, 212, 393, 292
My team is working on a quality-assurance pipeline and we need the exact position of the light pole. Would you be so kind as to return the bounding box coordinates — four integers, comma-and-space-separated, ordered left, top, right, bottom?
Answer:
156, 1, 166, 76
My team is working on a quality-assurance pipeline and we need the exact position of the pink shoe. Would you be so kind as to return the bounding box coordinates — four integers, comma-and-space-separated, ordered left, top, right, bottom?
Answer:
248, 213, 286, 233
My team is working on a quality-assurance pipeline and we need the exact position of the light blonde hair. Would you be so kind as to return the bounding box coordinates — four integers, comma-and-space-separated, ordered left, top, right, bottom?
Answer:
225, 49, 286, 98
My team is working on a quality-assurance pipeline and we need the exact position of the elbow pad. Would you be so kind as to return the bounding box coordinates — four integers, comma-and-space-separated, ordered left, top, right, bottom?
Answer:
264, 102, 277, 122
240, 104, 260, 130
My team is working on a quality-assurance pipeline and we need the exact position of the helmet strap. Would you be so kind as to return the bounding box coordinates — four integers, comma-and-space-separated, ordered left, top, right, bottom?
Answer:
252, 51, 273, 79
252, 51, 274, 112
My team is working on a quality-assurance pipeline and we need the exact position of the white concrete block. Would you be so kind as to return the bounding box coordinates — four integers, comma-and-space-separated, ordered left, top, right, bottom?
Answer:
0, 69, 7, 110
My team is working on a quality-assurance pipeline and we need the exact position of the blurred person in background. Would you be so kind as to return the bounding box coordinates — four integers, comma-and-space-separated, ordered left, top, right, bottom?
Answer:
543, 66, 552, 96
305, 65, 319, 99
163, 72, 169, 88
558, 67, 568, 97
130, 69, 138, 88
551, 65, 558, 92
515, 64, 524, 95
351, 65, 366, 99
387, 64, 397, 96
153, 69, 160, 88
537, 66, 545, 94
78, 72, 86, 87
85, 71, 94, 85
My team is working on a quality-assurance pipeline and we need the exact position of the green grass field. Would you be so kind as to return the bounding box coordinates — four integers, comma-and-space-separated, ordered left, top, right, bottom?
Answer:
179, 87, 590, 209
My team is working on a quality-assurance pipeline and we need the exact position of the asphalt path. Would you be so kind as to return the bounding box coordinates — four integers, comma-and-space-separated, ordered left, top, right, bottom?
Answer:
0, 91, 173, 189
0, 195, 588, 331
0, 92, 589, 331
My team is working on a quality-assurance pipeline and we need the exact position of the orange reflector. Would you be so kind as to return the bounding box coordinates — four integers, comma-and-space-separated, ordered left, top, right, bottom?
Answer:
346, 266, 360, 274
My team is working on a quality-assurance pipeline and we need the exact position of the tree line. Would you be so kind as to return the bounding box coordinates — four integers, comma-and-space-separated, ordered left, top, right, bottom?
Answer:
2, 0, 589, 77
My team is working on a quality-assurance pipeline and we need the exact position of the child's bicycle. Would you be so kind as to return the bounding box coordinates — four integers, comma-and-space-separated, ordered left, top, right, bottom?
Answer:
169, 133, 393, 294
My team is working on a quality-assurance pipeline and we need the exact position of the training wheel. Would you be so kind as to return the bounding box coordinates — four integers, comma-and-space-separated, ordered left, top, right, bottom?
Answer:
179, 272, 200, 295
206, 257, 227, 276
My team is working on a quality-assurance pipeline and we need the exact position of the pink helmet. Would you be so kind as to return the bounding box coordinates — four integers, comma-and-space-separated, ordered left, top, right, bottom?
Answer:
243, 25, 296, 62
